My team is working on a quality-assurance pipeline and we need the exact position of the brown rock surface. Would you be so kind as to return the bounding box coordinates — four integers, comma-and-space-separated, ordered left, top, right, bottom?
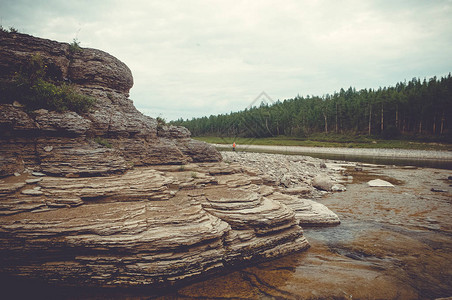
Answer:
0, 163, 319, 287
68, 48, 133, 93
0, 31, 221, 177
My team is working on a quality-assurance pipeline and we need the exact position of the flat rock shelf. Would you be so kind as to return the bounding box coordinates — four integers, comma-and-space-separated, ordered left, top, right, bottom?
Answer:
0, 157, 345, 290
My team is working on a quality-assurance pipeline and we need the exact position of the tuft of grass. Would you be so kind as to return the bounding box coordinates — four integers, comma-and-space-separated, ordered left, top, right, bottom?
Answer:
0, 26, 19, 33
69, 38, 82, 55
30, 80, 96, 113
156, 116, 167, 132
94, 137, 112, 148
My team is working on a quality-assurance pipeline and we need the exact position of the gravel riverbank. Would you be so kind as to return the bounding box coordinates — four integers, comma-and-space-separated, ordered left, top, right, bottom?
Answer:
214, 143, 452, 160
220, 151, 347, 195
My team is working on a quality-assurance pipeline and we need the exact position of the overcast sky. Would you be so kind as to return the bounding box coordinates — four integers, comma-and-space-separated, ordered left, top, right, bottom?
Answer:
1, 0, 451, 121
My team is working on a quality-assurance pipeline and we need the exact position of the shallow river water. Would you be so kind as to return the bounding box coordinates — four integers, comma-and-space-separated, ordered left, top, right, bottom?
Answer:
215, 144, 452, 170
156, 164, 452, 299
3, 162, 451, 299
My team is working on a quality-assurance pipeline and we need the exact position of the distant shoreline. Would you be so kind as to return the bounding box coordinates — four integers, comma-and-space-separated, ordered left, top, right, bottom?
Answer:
193, 136, 452, 152
213, 143, 452, 160
213, 144, 452, 169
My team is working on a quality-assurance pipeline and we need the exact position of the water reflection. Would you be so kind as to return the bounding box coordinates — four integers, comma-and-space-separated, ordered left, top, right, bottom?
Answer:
217, 145, 452, 170
160, 164, 452, 299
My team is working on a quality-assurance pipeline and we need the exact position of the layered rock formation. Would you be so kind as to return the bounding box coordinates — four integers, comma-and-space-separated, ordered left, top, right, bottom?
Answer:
0, 159, 345, 287
0, 31, 221, 178
221, 152, 342, 226
0, 32, 340, 289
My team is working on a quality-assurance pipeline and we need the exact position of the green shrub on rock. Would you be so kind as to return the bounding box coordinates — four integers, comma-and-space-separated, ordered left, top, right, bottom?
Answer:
94, 137, 112, 148
0, 53, 96, 114
69, 38, 82, 55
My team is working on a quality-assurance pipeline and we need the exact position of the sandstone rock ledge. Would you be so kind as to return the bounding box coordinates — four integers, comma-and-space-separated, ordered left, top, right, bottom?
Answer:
0, 162, 319, 288
221, 151, 343, 226
0, 31, 221, 178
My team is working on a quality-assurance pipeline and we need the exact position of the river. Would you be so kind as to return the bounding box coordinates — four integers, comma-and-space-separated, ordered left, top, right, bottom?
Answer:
213, 144, 452, 170
148, 162, 450, 299
3, 151, 452, 299
152, 162, 451, 299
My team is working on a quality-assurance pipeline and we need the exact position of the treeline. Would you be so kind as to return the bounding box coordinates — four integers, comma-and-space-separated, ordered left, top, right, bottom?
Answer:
171, 74, 452, 140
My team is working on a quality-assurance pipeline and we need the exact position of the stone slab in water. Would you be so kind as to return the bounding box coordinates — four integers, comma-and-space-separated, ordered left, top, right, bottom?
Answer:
368, 179, 394, 187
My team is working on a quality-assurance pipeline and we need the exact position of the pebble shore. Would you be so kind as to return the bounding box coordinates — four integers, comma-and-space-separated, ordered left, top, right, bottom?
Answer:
215, 144, 452, 160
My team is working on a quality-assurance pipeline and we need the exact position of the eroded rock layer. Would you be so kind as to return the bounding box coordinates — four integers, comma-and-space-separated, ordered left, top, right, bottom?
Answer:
0, 162, 320, 287
0, 31, 221, 177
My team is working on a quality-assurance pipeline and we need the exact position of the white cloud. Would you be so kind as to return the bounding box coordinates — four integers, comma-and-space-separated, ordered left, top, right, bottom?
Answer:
1, 0, 451, 120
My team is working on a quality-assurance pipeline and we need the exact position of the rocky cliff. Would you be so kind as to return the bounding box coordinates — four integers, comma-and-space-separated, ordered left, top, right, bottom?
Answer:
0, 32, 339, 289
0, 31, 221, 178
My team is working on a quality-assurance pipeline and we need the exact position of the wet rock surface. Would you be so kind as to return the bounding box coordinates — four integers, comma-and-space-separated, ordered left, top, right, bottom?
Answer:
0, 155, 346, 288
157, 163, 452, 300
3, 156, 448, 299
367, 178, 394, 187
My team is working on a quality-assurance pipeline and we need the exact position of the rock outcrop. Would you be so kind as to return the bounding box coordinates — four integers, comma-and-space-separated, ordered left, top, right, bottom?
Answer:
0, 31, 221, 177
0, 162, 312, 288
0, 32, 340, 289
368, 179, 394, 187
221, 152, 342, 226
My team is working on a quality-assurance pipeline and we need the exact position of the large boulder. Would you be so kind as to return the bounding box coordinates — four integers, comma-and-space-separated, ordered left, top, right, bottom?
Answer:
312, 175, 345, 192
68, 47, 133, 93
0, 31, 132, 93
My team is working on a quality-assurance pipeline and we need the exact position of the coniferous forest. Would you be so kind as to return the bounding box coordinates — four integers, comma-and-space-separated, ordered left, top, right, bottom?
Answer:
172, 75, 452, 141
